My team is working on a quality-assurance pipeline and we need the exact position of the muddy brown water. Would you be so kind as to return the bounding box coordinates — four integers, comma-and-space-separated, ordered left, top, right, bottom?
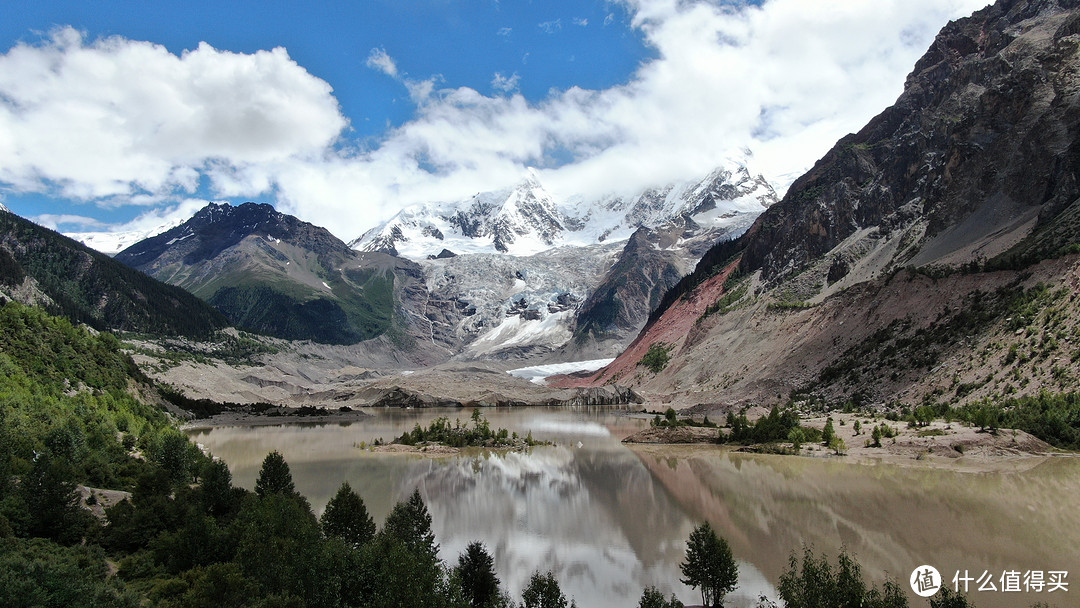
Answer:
188, 407, 1080, 608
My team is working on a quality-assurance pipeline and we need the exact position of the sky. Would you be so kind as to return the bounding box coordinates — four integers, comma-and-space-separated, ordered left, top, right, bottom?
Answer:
0, 0, 991, 242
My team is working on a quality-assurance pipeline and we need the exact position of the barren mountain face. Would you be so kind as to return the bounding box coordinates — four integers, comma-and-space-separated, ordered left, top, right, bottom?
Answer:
559, 0, 1080, 413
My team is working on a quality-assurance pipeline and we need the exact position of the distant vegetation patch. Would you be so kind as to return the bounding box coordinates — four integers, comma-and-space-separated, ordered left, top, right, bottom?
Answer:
210, 285, 363, 344
392, 409, 550, 449
700, 277, 749, 320
639, 342, 674, 374
127, 331, 279, 371
650, 408, 718, 429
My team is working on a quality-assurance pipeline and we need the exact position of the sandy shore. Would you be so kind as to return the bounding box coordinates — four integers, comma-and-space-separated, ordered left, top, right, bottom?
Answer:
369, 443, 462, 456
623, 411, 1068, 473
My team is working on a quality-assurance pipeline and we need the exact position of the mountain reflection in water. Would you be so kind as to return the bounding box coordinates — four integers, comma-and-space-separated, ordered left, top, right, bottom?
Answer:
189, 408, 1080, 608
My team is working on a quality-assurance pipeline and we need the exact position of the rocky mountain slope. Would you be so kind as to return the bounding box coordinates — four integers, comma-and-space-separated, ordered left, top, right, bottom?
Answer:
0, 207, 227, 338
115, 202, 434, 347
558, 0, 1080, 411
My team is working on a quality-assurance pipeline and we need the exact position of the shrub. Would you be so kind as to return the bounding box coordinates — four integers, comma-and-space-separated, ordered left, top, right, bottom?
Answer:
639, 343, 674, 374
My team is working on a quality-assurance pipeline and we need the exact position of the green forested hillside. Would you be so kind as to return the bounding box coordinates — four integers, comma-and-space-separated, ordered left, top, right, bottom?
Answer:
0, 210, 228, 338
0, 302, 179, 493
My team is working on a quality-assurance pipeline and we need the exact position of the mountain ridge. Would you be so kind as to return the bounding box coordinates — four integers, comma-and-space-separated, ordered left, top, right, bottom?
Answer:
0, 206, 228, 338
557, 0, 1080, 412
351, 166, 775, 260
115, 202, 425, 346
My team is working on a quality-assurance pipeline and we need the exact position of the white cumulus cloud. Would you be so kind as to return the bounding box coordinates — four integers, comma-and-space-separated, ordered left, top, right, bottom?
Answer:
0, 27, 345, 203
2, 1, 991, 241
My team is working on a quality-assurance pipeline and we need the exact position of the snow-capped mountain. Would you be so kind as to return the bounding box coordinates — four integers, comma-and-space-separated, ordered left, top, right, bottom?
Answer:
351, 165, 776, 261
562, 165, 776, 244
354, 164, 777, 361
66, 216, 187, 256
351, 169, 565, 258
0, 202, 9, 213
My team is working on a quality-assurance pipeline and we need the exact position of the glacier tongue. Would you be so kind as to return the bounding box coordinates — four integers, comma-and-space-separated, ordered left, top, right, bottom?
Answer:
507, 358, 616, 384
420, 242, 623, 358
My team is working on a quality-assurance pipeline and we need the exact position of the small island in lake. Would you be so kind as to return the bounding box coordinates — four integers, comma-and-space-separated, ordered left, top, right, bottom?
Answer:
369, 409, 552, 455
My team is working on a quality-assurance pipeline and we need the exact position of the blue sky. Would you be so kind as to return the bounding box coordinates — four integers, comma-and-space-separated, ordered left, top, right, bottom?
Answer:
1, 1, 651, 138
0, 0, 989, 241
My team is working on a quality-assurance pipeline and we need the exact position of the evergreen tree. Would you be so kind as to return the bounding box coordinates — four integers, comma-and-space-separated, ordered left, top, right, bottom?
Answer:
320, 481, 375, 549
381, 488, 439, 562
521, 570, 567, 608
355, 491, 450, 608
233, 493, 334, 607
680, 522, 738, 608
353, 533, 450, 608
0, 406, 11, 501
822, 417, 835, 447
254, 451, 295, 498
156, 431, 195, 486
21, 453, 89, 545
455, 541, 501, 608
200, 459, 236, 518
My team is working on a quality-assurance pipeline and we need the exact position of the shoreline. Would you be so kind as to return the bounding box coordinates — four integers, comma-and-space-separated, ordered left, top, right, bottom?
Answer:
181, 407, 373, 430
622, 411, 1069, 473
626, 441, 1070, 474
365, 442, 540, 457
181, 402, 648, 431
181, 406, 1074, 473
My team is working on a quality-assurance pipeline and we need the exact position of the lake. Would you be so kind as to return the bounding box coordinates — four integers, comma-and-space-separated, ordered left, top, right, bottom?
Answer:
187, 407, 1080, 608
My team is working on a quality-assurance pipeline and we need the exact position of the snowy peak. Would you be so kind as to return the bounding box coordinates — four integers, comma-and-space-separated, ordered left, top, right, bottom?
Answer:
351, 173, 566, 258
353, 165, 777, 261
65, 216, 187, 256
488, 173, 564, 252
576, 166, 776, 235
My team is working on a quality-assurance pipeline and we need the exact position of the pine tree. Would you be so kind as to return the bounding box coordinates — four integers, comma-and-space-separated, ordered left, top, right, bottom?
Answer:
822, 417, 835, 447
320, 481, 375, 549
200, 459, 235, 518
381, 488, 439, 561
455, 541, 501, 608
254, 450, 295, 498
22, 452, 89, 544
